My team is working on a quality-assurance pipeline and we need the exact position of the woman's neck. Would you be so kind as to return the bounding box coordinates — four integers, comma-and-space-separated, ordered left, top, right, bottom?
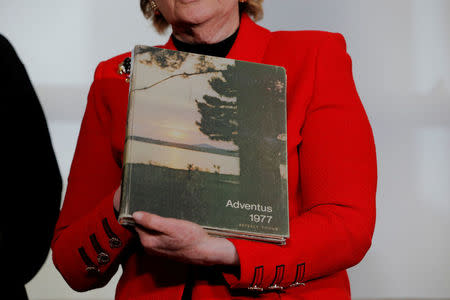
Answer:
171, 9, 240, 44
172, 26, 239, 57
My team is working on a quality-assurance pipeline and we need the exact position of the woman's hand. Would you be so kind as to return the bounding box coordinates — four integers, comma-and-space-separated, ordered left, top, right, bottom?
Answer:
133, 211, 240, 266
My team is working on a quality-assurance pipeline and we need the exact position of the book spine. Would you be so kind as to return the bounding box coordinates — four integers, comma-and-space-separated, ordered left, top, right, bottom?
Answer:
118, 47, 138, 226
281, 69, 290, 238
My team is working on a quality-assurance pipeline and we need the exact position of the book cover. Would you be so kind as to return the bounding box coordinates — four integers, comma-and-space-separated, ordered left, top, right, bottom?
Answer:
119, 45, 289, 244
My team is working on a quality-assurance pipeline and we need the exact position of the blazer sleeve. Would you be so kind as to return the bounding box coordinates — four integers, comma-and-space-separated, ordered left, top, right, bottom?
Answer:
223, 33, 377, 290
51, 62, 135, 292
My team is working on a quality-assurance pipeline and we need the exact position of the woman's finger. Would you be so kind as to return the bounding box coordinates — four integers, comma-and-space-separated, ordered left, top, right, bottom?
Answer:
135, 226, 164, 249
133, 211, 179, 235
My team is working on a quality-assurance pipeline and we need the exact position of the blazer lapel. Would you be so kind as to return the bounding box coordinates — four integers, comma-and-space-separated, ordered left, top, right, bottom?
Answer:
226, 13, 271, 63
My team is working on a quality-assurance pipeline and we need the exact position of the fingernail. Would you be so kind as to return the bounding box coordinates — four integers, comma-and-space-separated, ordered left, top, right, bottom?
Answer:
133, 212, 143, 222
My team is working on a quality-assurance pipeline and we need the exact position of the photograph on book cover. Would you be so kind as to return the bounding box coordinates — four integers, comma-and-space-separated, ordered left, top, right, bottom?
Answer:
121, 46, 288, 240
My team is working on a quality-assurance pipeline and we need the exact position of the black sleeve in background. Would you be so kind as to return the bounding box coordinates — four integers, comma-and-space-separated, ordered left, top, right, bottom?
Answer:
0, 34, 62, 294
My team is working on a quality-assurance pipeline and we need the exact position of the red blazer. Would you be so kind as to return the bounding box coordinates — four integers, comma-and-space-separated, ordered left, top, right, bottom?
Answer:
52, 14, 377, 300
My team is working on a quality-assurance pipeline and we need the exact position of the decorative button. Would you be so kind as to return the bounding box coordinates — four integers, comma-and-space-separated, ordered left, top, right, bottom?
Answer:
290, 263, 306, 288
79, 247, 99, 276
89, 233, 110, 265
248, 266, 264, 292
97, 252, 110, 265
289, 282, 306, 288
269, 265, 285, 290
109, 237, 122, 249
85, 266, 100, 276
267, 284, 283, 290
102, 218, 123, 249
248, 285, 264, 292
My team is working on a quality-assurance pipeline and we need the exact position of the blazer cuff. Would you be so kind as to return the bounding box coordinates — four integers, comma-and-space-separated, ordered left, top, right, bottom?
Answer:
222, 238, 282, 290
87, 190, 135, 262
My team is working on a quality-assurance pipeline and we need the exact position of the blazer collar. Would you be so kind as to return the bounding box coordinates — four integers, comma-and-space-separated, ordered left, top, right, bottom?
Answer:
162, 13, 271, 64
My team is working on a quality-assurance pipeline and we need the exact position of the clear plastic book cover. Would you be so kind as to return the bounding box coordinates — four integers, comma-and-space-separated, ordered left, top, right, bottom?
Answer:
120, 45, 289, 242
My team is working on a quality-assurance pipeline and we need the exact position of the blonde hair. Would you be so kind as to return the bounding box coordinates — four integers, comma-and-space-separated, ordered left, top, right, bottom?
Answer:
140, 0, 264, 34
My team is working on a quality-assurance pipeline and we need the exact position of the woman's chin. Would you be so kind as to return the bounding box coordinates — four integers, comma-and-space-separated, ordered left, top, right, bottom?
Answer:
176, 0, 200, 3
172, 2, 218, 25
174, 11, 213, 26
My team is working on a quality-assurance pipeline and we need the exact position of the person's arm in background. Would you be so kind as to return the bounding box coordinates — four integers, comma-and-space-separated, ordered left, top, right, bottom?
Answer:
222, 33, 377, 289
0, 34, 62, 297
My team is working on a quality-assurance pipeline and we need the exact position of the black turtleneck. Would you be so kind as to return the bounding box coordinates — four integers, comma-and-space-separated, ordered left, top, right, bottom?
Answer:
171, 27, 239, 58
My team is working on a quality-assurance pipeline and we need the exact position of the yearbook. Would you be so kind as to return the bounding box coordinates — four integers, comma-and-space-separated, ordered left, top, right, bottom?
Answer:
119, 45, 289, 244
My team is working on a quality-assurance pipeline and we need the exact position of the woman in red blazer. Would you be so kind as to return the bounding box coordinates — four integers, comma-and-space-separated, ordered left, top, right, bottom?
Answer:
52, 1, 377, 299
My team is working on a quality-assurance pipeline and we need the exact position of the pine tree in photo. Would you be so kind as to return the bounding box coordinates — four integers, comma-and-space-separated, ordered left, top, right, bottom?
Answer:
197, 62, 286, 203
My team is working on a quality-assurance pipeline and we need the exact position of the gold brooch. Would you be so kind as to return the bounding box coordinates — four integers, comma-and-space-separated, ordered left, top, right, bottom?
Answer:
117, 57, 131, 83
